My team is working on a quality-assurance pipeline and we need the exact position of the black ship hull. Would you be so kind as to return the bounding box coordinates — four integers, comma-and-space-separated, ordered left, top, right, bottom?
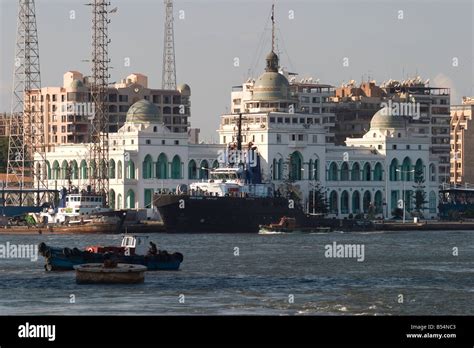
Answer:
154, 195, 303, 233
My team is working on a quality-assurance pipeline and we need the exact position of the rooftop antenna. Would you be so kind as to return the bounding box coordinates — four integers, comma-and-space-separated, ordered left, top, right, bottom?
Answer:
162, 0, 177, 90
6, 0, 49, 206
271, 3, 275, 52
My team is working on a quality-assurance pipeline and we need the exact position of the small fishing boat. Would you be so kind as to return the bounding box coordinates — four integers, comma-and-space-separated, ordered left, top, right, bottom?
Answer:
259, 216, 333, 234
39, 234, 183, 271
259, 216, 297, 233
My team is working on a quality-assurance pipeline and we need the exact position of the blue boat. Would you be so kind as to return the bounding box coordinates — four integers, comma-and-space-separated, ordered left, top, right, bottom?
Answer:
38, 235, 183, 271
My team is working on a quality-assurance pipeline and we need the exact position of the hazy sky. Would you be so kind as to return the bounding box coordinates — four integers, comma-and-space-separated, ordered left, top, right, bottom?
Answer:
1, 0, 472, 140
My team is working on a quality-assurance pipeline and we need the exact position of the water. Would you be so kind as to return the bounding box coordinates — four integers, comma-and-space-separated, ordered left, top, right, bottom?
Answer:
0, 230, 472, 315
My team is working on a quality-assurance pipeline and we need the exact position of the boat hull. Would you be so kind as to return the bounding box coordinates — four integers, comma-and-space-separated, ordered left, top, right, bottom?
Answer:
39, 244, 183, 271
154, 195, 303, 233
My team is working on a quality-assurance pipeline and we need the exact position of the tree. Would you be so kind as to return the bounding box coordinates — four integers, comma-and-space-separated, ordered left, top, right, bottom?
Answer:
412, 168, 428, 217
309, 182, 328, 214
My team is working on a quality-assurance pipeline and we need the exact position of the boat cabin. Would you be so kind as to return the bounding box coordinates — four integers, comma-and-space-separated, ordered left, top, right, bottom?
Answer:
121, 235, 149, 255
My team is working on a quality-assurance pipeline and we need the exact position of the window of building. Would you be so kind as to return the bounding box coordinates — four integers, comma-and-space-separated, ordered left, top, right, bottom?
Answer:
406, 145, 410, 150
119, 95, 128, 102
393, 145, 397, 149
175, 140, 179, 145
277, 117, 283, 123
146, 139, 151, 145
162, 140, 165, 145
269, 117, 275, 123
276, 134, 282, 144
312, 135, 317, 143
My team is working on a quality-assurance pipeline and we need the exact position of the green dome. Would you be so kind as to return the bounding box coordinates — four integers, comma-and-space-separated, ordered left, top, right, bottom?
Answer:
126, 99, 161, 124
370, 107, 407, 130
70, 79, 84, 90
252, 72, 290, 101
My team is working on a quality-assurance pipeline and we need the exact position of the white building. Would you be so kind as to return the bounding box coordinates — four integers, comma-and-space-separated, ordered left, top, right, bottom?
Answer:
36, 50, 439, 219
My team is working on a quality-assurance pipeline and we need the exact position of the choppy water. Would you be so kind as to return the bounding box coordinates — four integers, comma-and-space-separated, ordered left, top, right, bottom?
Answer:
0, 230, 472, 315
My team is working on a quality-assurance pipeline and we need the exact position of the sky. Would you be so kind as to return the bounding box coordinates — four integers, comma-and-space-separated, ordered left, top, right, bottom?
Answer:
0, 0, 472, 141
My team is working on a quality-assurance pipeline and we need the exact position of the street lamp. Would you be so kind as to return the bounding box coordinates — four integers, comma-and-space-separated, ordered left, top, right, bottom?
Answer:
396, 168, 415, 223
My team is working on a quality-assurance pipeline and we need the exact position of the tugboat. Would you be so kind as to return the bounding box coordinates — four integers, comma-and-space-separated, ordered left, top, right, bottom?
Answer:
154, 113, 306, 234
38, 234, 183, 271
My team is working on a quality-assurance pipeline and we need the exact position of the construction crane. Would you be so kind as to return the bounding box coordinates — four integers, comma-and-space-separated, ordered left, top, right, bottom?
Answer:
6, 0, 50, 206
162, 0, 177, 90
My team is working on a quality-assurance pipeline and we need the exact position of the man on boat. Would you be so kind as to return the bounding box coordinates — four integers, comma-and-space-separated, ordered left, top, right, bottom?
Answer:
148, 242, 158, 255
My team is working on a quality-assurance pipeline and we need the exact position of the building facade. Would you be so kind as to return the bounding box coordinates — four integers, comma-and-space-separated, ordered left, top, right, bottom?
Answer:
450, 97, 474, 185
26, 71, 191, 149
34, 52, 440, 220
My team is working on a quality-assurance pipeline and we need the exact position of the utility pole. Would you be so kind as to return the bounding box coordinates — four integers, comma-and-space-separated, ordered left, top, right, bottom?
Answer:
86, 0, 111, 201
162, 0, 177, 90
6, 0, 49, 206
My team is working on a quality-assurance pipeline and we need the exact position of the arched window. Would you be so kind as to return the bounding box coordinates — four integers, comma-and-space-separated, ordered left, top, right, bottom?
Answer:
99, 159, 107, 179
314, 158, 319, 180
171, 155, 182, 179
126, 189, 135, 209
352, 191, 361, 214
289, 151, 303, 181
429, 191, 437, 213
61, 160, 68, 180
80, 160, 88, 180
71, 160, 78, 180
374, 191, 383, 214
389, 159, 399, 181
329, 191, 338, 214
402, 157, 412, 181
212, 160, 219, 169
341, 191, 349, 214
117, 194, 123, 209
272, 159, 278, 180
328, 162, 338, 181
109, 159, 116, 179
90, 160, 97, 178
52, 161, 60, 180
156, 153, 168, 179
142, 155, 153, 179
363, 163, 371, 181
126, 160, 135, 179
278, 158, 283, 180
109, 189, 116, 210
363, 191, 372, 213
117, 160, 123, 179
414, 159, 424, 182
429, 164, 436, 182
373, 162, 383, 181
188, 160, 198, 179
200, 160, 209, 179
340, 162, 349, 181
351, 162, 360, 181
46, 161, 51, 180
